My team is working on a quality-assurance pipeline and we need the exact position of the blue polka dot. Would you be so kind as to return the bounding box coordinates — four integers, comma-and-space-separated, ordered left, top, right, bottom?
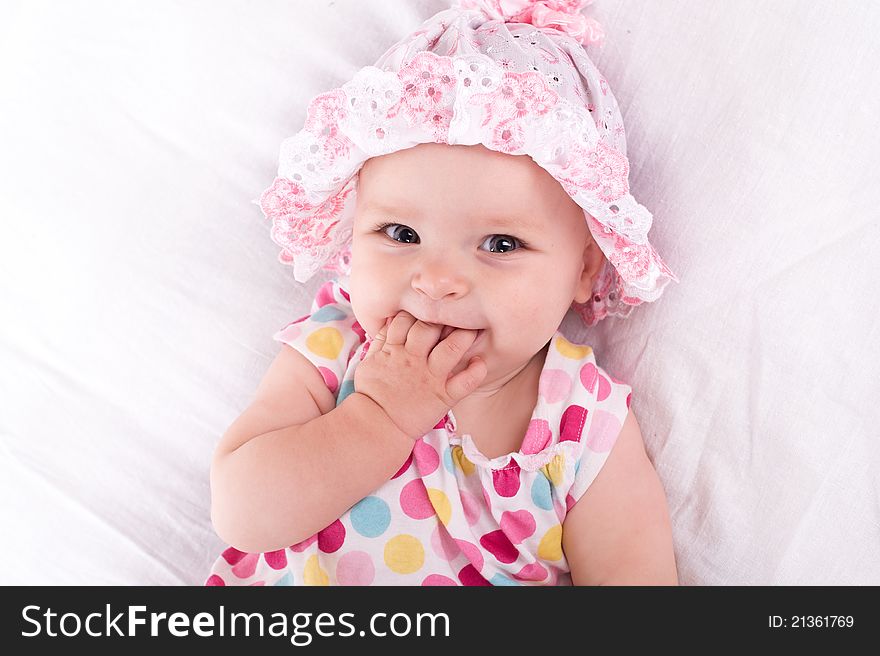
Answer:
443, 447, 455, 474
338, 379, 355, 405
350, 496, 391, 538
490, 573, 521, 586
530, 474, 553, 511
273, 572, 294, 586
311, 306, 348, 322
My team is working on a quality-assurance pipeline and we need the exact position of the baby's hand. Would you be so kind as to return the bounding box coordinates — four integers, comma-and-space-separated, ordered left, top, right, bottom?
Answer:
353, 311, 488, 440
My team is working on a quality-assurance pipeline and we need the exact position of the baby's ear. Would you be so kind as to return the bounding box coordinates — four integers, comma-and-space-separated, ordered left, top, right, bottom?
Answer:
573, 237, 606, 304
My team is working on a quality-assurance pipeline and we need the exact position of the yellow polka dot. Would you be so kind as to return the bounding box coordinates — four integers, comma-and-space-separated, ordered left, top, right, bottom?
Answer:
427, 488, 452, 526
305, 326, 344, 360
303, 554, 329, 586
451, 446, 475, 475
540, 454, 566, 487
384, 534, 425, 574
537, 525, 563, 561
554, 335, 593, 360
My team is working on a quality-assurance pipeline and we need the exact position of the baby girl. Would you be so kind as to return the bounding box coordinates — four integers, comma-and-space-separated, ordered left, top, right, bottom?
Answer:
207, 0, 679, 586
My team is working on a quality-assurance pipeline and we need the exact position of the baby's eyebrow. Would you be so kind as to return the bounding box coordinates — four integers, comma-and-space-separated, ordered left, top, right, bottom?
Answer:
362, 200, 537, 231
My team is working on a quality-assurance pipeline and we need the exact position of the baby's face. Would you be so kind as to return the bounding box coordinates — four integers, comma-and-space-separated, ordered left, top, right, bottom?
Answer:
350, 142, 604, 380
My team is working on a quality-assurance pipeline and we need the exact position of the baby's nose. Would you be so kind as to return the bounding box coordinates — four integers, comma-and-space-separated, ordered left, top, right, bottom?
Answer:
411, 260, 469, 300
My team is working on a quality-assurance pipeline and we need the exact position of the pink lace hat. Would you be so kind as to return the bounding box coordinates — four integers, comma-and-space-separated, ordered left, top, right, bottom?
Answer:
257, 0, 679, 325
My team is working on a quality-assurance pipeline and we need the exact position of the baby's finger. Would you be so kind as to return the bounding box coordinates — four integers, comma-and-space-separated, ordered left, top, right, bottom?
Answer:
445, 356, 488, 402
386, 311, 417, 345
427, 328, 480, 374
405, 321, 444, 356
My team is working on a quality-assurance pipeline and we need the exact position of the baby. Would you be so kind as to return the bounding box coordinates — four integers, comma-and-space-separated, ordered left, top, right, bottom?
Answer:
207, 0, 680, 586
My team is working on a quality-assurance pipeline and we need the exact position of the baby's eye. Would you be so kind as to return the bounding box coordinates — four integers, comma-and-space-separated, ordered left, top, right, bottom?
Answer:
379, 223, 419, 244
480, 235, 523, 253
376, 222, 525, 253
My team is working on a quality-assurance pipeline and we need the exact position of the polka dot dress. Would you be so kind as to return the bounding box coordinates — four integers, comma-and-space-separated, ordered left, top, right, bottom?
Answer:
206, 279, 633, 586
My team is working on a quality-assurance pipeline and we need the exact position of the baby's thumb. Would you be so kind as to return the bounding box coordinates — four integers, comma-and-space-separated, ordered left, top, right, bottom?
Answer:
445, 356, 487, 402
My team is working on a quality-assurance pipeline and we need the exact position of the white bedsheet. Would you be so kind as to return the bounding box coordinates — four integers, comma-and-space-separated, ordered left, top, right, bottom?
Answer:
1, 0, 878, 585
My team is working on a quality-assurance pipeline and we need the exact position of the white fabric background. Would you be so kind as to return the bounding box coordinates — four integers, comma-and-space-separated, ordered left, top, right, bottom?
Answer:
1, 0, 878, 585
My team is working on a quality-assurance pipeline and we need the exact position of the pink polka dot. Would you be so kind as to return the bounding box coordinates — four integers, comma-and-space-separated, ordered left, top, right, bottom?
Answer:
278, 324, 302, 341
479, 530, 519, 564
318, 366, 338, 395
513, 562, 549, 582
249, 581, 266, 586
459, 489, 481, 526
521, 419, 552, 455
205, 575, 225, 586
221, 546, 247, 566
422, 574, 457, 586
481, 485, 492, 512
336, 551, 375, 585
431, 524, 461, 561
585, 409, 621, 453
458, 564, 491, 586
232, 552, 259, 579
626, 391, 632, 408
454, 539, 484, 571
538, 369, 571, 403
351, 320, 365, 342
318, 366, 339, 394
263, 549, 288, 570
559, 404, 587, 443
565, 493, 576, 512
432, 416, 446, 430
500, 510, 536, 544
391, 452, 413, 479
413, 439, 440, 476
339, 287, 351, 302
400, 479, 435, 519
597, 373, 611, 401
579, 362, 598, 392
492, 464, 521, 497
290, 534, 317, 552
315, 281, 336, 307
317, 519, 346, 553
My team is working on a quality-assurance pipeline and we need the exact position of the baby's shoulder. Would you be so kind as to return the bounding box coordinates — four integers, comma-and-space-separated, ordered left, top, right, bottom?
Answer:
570, 409, 647, 500
561, 409, 677, 584
272, 278, 366, 398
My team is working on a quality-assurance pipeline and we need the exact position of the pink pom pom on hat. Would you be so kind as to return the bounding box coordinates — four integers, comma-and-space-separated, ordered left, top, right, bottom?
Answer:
256, 0, 679, 326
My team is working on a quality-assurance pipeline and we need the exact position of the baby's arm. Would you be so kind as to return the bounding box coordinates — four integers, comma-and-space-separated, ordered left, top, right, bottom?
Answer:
561, 410, 678, 585
211, 346, 413, 554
